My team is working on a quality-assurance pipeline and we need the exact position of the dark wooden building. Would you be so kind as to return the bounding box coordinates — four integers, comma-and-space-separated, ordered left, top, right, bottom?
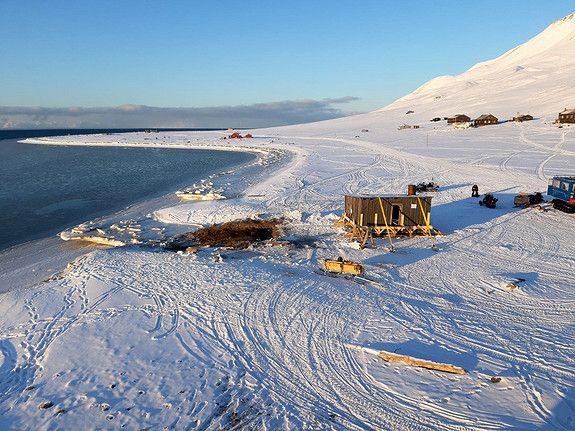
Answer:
513, 114, 533, 122
475, 114, 498, 126
447, 114, 471, 124
558, 109, 575, 124
335, 195, 438, 247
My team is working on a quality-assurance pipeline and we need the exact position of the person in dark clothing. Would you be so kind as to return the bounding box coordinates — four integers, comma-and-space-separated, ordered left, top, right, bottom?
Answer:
471, 184, 479, 197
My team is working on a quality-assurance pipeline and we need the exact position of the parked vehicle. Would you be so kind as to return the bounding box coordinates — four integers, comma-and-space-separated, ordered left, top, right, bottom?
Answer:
479, 194, 498, 208
547, 176, 575, 213
415, 182, 439, 192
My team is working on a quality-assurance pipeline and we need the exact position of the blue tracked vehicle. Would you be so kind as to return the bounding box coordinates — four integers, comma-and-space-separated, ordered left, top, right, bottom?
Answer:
547, 176, 575, 213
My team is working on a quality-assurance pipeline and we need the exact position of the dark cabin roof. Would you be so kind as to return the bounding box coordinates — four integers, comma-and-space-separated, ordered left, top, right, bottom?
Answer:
447, 114, 471, 123
476, 114, 498, 120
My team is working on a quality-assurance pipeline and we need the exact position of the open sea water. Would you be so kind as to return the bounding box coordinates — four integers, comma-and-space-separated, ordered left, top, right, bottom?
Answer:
0, 129, 256, 251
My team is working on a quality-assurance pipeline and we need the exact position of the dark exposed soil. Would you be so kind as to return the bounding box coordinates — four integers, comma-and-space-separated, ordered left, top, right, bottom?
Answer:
168, 218, 283, 250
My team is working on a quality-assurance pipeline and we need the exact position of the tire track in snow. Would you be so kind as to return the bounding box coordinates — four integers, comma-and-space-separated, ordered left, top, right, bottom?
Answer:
220, 261, 493, 430
264, 137, 425, 215
415, 240, 575, 383
362, 213, 575, 429
267, 152, 388, 213
210, 266, 443, 430
341, 280, 510, 430
516, 122, 572, 181
498, 151, 522, 174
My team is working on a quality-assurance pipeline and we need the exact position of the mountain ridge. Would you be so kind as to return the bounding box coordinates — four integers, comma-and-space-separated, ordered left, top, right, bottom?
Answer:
375, 12, 575, 121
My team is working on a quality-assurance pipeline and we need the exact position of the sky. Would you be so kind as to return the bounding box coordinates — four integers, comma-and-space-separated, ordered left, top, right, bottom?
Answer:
1, 0, 574, 129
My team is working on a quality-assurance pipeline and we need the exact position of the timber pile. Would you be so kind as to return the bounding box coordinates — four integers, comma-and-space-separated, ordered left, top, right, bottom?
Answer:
378, 350, 466, 375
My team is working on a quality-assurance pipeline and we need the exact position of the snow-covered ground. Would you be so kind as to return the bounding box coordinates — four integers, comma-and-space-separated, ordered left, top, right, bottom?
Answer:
2, 12, 575, 431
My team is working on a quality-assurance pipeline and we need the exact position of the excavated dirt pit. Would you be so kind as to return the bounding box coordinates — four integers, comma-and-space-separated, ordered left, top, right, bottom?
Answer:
168, 218, 283, 250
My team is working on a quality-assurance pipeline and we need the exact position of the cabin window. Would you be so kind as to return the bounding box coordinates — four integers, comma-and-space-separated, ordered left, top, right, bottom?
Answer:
562, 183, 569, 191
554, 180, 560, 188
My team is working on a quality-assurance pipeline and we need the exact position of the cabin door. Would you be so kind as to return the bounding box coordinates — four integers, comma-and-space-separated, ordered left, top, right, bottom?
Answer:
391, 204, 403, 225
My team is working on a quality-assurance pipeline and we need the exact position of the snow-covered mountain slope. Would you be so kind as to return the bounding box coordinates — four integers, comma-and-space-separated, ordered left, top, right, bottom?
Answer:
380, 13, 575, 121
265, 11, 575, 137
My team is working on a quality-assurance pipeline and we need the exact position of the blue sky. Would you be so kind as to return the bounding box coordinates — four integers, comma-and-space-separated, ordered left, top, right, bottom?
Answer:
1, 0, 574, 128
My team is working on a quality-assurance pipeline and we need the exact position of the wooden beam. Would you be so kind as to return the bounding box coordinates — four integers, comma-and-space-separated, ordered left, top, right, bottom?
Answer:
378, 351, 466, 374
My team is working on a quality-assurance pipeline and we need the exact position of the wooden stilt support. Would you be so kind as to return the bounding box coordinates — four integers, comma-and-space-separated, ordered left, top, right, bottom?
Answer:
360, 227, 375, 249
335, 213, 353, 226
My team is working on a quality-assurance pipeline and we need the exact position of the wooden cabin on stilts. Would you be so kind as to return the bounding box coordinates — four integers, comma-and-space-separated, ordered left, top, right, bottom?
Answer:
335, 186, 441, 249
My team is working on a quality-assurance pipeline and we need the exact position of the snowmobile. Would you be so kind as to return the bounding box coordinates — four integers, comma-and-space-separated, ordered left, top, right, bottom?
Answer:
479, 194, 498, 208
529, 192, 544, 205
415, 182, 439, 193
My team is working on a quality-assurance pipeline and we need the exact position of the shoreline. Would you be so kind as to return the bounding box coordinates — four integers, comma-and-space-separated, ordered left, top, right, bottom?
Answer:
1, 133, 294, 291
19, 133, 291, 201
21, 136, 275, 154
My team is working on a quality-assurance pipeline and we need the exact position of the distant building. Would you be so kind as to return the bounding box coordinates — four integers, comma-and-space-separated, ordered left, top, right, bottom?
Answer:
558, 109, 575, 123
475, 114, 498, 127
513, 114, 533, 122
447, 114, 471, 124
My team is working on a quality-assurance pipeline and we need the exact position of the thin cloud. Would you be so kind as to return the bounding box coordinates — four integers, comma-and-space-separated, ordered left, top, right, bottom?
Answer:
0, 97, 361, 129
